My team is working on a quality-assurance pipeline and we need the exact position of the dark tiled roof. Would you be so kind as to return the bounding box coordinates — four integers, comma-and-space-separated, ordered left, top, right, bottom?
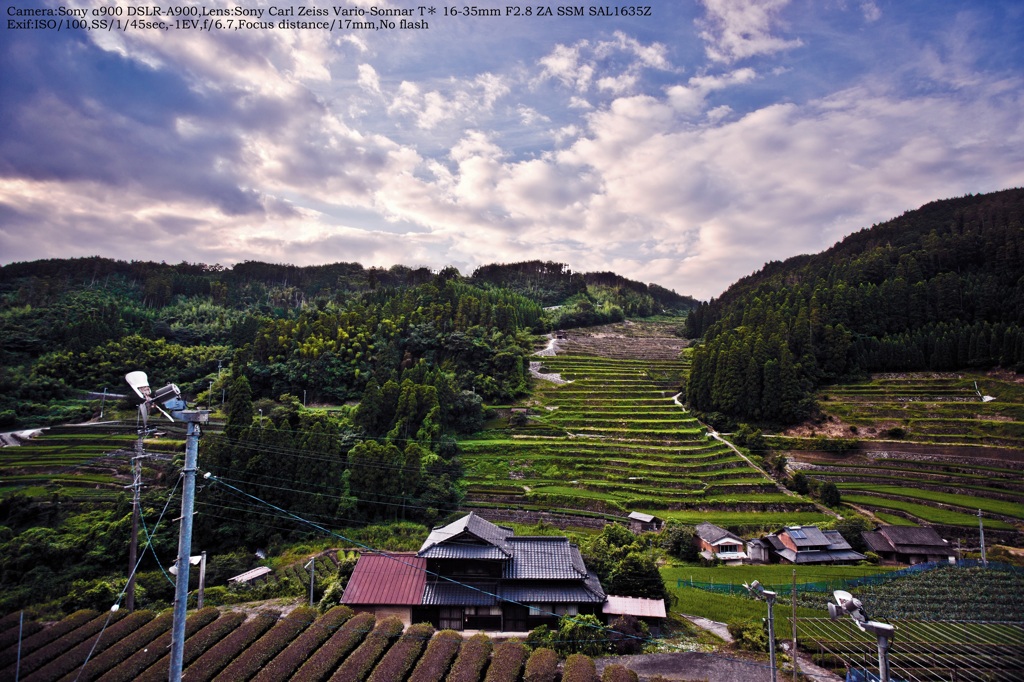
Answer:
822, 530, 854, 551
696, 521, 741, 544
862, 531, 895, 554
419, 512, 514, 559
504, 537, 587, 579
422, 580, 498, 606
776, 548, 866, 564
341, 553, 427, 605
878, 525, 949, 549
499, 578, 606, 604
781, 526, 831, 547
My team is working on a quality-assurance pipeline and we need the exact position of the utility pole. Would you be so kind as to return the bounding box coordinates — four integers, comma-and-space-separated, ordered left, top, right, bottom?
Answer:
100, 387, 108, 420
168, 409, 209, 682
978, 510, 987, 568
126, 452, 142, 612
306, 556, 315, 607
791, 570, 799, 682
197, 552, 207, 609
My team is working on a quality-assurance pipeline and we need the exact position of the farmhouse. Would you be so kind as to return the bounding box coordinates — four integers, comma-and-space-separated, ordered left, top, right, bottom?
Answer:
861, 525, 956, 565
695, 521, 748, 564
343, 513, 620, 631
754, 525, 865, 565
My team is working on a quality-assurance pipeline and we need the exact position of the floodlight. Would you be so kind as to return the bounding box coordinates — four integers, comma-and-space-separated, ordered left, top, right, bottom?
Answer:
744, 579, 777, 682
827, 589, 895, 682
830, 589, 868, 624
125, 371, 151, 400
126, 372, 188, 425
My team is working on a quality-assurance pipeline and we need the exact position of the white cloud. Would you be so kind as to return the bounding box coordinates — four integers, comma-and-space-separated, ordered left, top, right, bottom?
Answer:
697, 0, 803, 63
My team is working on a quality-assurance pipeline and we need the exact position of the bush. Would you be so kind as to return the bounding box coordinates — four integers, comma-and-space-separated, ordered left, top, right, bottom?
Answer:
727, 618, 768, 652
523, 647, 558, 682
606, 615, 650, 655
408, 629, 463, 682
524, 624, 555, 651
0, 609, 97, 668
446, 632, 492, 682
556, 614, 607, 656
368, 622, 435, 682
102, 607, 219, 682
136, 611, 246, 682
562, 653, 598, 682
483, 640, 528, 682
74, 610, 174, 679
251, 606, 354, 682
215, 606, 317, 680
291, 611, 375, 682
27, 609, 152, 682
602, 664, 639, 682
183, 610, 278, 682
9, 609, 125, 678
330, 615, 405, 682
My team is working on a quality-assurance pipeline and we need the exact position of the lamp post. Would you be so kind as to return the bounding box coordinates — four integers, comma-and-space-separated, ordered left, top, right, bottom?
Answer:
828, 590, 896, 682
744, 580, 777, 682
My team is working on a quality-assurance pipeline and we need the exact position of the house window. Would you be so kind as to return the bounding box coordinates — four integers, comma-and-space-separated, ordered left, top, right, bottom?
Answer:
553, 604, 578, 616
439, 606, 463, 630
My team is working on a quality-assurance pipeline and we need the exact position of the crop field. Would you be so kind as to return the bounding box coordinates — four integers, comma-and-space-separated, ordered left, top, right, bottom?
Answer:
0, 424, 168, 501
0, 605, 616, 682
778, 372, 1024, 539
464, 329, 828, 529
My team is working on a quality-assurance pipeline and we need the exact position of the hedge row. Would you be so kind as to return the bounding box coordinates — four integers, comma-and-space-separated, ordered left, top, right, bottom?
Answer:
329, 615, 405, 682
215, 606, 317, 681
7, 610, 125, 679
601, 664, 639, 682
0, 617, 44, 652
0, 609, 97, 669
408, 629, 463, 682
102, 607, 220, 682
482, 640, 527, 682
182, 610, 278, 682
251, 606, 354, 682
64, 610, 174, 682
25, 610, 153, 682
523, 647, 559, 682
446, 632, 493, 682
562, 653, 598, 682
135, 611, 247, 682
291, 611, 375, 682
367, 622, 435, 682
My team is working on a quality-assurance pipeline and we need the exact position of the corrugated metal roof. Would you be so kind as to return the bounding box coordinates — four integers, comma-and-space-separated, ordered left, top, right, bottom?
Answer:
603, 595, 667, 618
228, 566, 272, 583
341, 552, 427, 605
628, 512, 656, 522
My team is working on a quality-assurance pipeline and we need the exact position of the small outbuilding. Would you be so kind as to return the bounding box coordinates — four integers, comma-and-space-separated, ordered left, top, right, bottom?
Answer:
627, 511, 664, 534
341, 552, 427, 626
602, 595, 667, 635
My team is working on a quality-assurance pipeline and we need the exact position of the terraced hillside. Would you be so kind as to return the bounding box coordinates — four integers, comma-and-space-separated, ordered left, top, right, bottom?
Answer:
464, 326, 828, 529
781, 372, 1024, 542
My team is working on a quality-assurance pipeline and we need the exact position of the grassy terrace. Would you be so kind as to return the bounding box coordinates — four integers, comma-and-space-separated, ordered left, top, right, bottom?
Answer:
781, 372, 1024, 534
464, 327, 827, 527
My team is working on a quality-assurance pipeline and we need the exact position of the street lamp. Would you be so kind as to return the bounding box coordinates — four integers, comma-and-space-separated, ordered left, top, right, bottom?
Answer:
744, 580, 778, 682
828, 590, 896, 682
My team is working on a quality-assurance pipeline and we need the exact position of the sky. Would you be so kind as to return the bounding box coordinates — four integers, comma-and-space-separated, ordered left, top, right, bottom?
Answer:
1, 1, 1022, 299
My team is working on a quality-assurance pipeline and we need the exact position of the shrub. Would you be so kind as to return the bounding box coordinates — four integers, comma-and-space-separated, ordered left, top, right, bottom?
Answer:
557, 615, 607, 657
0, 618, 43, 651
562, 653, 598, 682
524, 624, 556, 651
215, 606, 317, 681
6, 609, 125, 678
727, 618, 768, 652
602, 664, 639, 682
182, 610, 278, 682
445, 632, 492, 682
27, 610, 152, 682
102, 607, 219, 682
523, 647, 559, 682
0, 609, 97, 669
408, 629, 463, 682
368, 622, 435, 682
606, 615, 649, 655
483, 640, 528, 682
330, 615, 404, 682
291, 611, 375, 682
75, 610, 174, 682
137, 611, 246, 682
251, 606, 353, 682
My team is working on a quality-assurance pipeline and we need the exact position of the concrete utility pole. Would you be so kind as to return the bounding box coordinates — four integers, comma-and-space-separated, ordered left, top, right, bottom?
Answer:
168, 410, 209, 682
978, 510, 987, 567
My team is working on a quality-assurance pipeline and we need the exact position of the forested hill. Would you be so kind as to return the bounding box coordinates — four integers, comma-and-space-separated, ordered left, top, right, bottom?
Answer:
686, 187, 1024, 424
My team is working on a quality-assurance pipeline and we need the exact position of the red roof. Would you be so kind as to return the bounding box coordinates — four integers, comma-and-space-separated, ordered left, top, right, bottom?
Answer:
341, 552, 427, 605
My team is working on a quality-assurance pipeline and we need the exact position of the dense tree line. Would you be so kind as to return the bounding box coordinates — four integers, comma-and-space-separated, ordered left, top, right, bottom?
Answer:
687, 188, 1024, 423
